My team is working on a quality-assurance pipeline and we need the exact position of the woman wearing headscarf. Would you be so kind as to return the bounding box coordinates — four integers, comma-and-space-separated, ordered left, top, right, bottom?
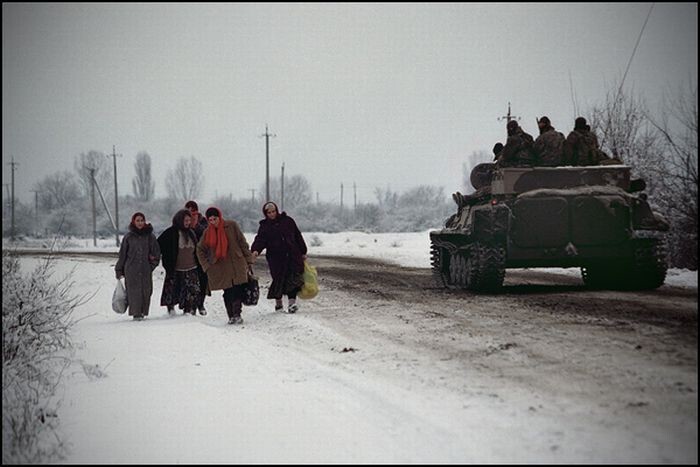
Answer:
251, 201, 307, 314
196, 207, 254, 325
157, 209, 203, 316
115, 212, 161, 320
185, 200, 210, 314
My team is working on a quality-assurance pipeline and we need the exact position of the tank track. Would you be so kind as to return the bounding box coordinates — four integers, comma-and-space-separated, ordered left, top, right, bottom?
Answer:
446, 242, 506, 292
430, 241, 449, 288
581, 238, 667, 290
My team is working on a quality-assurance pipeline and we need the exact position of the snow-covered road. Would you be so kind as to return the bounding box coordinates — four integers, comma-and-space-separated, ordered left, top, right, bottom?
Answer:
16, 248, 698, 463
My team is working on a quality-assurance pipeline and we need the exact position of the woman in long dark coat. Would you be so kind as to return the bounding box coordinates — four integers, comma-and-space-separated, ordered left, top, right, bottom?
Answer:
115, 212, 161, 320
251, 202, 307, 314
157, 209, 203, 316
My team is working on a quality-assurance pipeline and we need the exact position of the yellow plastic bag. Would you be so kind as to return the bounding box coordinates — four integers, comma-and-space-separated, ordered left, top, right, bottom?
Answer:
299, 261, 318, 299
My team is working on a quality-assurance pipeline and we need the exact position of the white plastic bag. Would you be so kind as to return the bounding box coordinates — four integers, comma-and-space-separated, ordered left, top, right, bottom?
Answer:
111, 278, 128, 314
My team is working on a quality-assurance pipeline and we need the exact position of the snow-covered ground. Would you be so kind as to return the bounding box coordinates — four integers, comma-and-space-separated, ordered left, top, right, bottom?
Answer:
5, 232, 697, 463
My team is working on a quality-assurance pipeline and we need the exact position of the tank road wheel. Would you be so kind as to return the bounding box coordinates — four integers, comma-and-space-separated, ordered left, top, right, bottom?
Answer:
465, 242, 506, 293
629, 238, 668, 289
430, 241, 450, 288
447, 252, 472, 289
448, 253, 465, 289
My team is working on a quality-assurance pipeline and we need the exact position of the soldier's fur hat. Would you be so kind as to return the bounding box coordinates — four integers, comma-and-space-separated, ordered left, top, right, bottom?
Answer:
575, 117, 587, 130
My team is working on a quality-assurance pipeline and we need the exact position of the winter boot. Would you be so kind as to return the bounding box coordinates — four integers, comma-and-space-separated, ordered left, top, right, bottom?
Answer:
230, 298, 243, 325
275, 299, 284, 313
223, 296, 234, 319
287, 299, 298, 314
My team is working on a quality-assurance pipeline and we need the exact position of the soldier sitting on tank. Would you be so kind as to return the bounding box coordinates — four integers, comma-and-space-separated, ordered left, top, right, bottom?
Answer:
453, 187, 491, 208
492, 142, 504, 161
453, 160, 495, 208
564, 117, 613, 166
496, 120, 536, 168
532, 116, 565, 166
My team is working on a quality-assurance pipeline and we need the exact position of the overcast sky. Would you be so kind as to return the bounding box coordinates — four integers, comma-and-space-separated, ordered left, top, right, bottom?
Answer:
2, 3, 697, 206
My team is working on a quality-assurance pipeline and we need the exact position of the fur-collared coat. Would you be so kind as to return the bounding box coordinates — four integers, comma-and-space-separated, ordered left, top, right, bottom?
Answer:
157, 226, 199, 274
115, 223, 161, 316
196, 220, 253, 291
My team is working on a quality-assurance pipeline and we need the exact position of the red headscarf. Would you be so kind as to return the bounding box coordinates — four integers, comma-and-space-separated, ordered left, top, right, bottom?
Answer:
204, 207, 228, 260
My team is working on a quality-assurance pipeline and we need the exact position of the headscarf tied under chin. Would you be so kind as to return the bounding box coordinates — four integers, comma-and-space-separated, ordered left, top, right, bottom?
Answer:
204, 207, 228, 260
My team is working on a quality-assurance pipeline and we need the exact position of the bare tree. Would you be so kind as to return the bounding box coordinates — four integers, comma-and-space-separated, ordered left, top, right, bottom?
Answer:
33, 171, 81, 211
644, 83, 698, 268
589, 81, 698, 269
374, 186, 399, 210
132, 151, 155, 202
74, 150, 111, 198
261, 174, 312, 210
165, 156, 204, 202
590, 87, 663, 183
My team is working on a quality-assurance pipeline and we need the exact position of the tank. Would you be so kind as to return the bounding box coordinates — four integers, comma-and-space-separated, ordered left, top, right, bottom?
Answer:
430, 163, 670, 292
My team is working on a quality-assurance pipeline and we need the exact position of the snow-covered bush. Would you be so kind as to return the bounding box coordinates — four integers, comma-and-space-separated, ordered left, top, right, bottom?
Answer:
2, 252, 86, 463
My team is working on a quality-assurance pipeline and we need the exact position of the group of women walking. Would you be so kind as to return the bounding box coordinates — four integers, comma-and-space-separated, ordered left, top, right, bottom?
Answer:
115, 201, 308, 324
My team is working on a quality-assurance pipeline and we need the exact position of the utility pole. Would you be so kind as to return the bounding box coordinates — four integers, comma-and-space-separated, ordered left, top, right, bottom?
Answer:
9, 156, 18, 241
259, 125, 276, 202
280, 162, 285, 212
30, 189, 40, 234
353, 182, 357, 210
2, 184, 9, 226
89, 168, 97, 246
340, 183, 344, 211
249, 189, 256, 205
107, 145, 122, 247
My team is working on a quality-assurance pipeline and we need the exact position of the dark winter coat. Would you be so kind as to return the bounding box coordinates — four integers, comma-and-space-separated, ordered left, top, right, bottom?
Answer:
196, 220, 253, 291
498, 127, 535, 167
564, 129, 601, 166
533, 126, 565, 166
157, 226, 200, 274
115, 223, 161, 316
251, 211, 308, 282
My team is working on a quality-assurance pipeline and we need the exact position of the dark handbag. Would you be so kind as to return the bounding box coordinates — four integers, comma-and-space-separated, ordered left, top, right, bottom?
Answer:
243, 269, 259, 306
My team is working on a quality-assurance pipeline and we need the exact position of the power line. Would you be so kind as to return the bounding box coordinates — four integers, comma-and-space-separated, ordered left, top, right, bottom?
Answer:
617, 3, 654, 103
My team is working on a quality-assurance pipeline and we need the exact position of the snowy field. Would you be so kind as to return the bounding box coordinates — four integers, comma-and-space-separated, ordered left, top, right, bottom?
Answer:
4, 232, 697, 463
